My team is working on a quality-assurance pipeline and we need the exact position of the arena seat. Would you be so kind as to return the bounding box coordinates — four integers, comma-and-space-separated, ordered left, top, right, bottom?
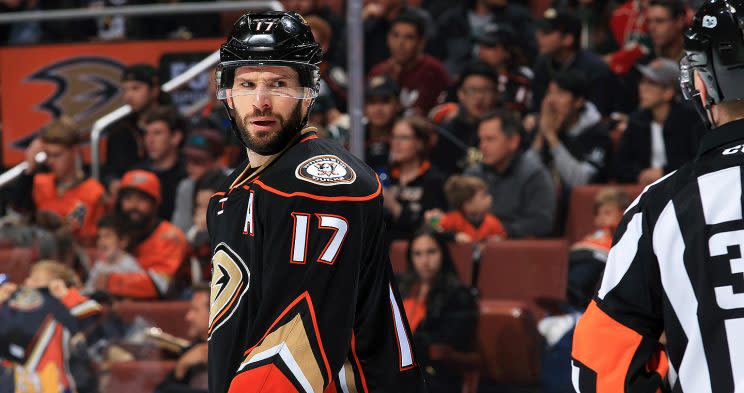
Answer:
477, 299, 540, 384
105, 360, 176, 393
389, 240, 408, 274
0, 247, 37, 284
478, 240, 568, 318
565, 184, 645, 243
113, 301, 191, 340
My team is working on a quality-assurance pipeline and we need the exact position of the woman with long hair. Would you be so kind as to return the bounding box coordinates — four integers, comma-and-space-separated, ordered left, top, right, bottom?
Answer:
398, 226, 479, 393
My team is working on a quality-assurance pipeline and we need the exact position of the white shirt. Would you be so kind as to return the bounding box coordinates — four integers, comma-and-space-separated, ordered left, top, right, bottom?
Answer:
650, 121, 668, 169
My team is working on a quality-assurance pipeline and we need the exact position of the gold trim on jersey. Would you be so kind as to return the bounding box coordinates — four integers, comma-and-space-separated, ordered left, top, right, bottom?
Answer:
230, 127, 318, 190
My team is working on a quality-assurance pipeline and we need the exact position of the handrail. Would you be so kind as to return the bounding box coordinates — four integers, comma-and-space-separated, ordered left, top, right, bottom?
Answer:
0, 1, 282, 24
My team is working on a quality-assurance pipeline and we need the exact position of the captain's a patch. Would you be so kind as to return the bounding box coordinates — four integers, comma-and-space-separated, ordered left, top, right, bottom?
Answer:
295, 155, 356, 186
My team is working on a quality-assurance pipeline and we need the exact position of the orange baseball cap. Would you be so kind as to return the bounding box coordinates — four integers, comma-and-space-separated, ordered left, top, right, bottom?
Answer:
119, 169, 161, 206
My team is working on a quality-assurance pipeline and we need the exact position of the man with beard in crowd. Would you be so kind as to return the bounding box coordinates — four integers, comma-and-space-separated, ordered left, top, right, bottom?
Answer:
93, 169, 188, 299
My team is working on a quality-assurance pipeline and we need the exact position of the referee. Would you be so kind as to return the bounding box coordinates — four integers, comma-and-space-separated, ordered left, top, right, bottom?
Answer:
571, 0, 744, 391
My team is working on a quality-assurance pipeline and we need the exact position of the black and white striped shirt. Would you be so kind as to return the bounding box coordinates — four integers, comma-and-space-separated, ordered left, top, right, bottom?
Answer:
572, 118, 744, 392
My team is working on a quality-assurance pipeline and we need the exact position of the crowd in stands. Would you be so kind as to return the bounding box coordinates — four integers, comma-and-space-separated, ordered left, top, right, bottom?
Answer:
0, 0, 706, 391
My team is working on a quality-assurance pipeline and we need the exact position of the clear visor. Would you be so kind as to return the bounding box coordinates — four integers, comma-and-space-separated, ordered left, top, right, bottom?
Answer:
679, 56, 697, 101
217, 85, 318, 100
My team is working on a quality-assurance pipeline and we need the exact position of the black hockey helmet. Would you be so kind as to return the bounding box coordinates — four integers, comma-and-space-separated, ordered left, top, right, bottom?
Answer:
216, 11, 323, 145
681, 0, 744, 127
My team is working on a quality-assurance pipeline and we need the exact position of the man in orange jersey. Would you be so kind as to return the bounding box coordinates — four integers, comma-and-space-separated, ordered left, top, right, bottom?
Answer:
94, 169, 188, 299
11, 117, 107, 244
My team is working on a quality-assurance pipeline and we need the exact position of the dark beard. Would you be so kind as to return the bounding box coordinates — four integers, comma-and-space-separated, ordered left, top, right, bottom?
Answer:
237, 103, 304, 155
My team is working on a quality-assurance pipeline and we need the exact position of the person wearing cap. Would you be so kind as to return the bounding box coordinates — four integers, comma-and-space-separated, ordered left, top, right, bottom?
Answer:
474, 22, 533, 115
614, 58, 703, 185
368, 12, 450, 115
99, 169, 187, 299
530, 70, 613, 187
433, 0, 537, 76
431, 61, 499, 176
103, 63, 165, 186
11, 116, 107, 244
171, 128, 227, 232
532, 8, 619, 117
136, 105, 187, 221
365, 74, 401, 170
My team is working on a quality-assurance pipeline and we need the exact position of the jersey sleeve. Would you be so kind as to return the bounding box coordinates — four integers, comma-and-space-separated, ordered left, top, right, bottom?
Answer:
571, 196, 667, 392
225, 184, 425, 393
107, 225, 188, 299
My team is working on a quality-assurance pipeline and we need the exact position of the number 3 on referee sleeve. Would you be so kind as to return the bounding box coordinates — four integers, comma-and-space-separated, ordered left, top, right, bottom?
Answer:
709, 229, 744, 309
290, 213, 349, 265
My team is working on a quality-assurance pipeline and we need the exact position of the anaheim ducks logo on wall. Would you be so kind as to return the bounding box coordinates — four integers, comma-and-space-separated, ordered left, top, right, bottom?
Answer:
208, 242, 251, 340
13, 57, 124, 147
295, 155, 356, 186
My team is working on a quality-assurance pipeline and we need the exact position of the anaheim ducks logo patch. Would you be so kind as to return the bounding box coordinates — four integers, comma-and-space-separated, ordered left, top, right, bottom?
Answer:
295, 155, 356, 186
9, 288, 43, 311
208, 242, 251, 340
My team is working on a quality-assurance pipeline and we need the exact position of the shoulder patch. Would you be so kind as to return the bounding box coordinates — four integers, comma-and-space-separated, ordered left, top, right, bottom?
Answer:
295, 155, 356, 186
9, 288, 43, 311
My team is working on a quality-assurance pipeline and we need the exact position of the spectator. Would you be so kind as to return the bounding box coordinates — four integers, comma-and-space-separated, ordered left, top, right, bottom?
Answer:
11, 116, 106, 244
465, 110, 556, 238
567, 188, 630, 309
474, 22, 533, 115
532, 8, 619, 116
186, 171, 227, 286
94, 169, 188, 299
646, 0, 688, 62
364, 75, 401, 171
605, 0, 650, 75
530, 71, 612, 187
281, 0, 346, 67
306, 15, 348, 112
363, 0, 433, 72
137, 106, 188, 221
397, 227, 478, 393
435, 175, 507, 243
155, 284, 210, 393
368, 12, 450, 115
431, 62, 499, 176
103, 64, 165, 185
434, 0, 536, 76
384, 116, 448, 240
614, 58, 703, 184
171, 128, 226, 232
84, 215, 141, 294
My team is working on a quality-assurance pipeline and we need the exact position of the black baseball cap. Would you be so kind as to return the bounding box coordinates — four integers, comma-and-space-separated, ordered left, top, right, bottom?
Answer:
551, 70, 589, 98
475, 22, 516, 47
122, 63, 158, 86
537, 8, 581, 39
366, 75, 400, 98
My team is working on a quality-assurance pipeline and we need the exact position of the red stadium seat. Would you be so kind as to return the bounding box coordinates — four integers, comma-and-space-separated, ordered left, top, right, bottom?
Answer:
105, 360, 176, 393
478, 240, 568, 318
477, 300, 541, 384
0, 247, 37, 284
114, 301, 192, 340
565, 184, 645, 243
389, 240, 408, 274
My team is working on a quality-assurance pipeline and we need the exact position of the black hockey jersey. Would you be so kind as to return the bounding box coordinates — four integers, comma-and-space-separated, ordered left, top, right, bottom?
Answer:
206, 130, 426, 393
572, 119, 744, 392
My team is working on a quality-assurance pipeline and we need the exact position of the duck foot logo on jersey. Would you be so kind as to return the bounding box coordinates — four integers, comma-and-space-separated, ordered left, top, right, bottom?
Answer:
295, 155, 356, 186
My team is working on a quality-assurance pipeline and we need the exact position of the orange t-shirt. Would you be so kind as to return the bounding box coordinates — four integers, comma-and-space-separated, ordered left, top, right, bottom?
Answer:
572, 227, 614, 254
439, 211, 507, 241
32, 174, 106, 241
403, 297, 427, 333
107, 220, 188, 299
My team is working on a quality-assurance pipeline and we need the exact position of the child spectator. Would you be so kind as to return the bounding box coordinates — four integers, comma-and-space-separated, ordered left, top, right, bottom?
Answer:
84, 215, 141, 294
567, 187, 630, 309
437, 175, 507, 243
186, 170, 227, 285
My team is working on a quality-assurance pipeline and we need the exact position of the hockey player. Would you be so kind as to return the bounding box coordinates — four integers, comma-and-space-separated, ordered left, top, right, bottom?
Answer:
206, 11, 426, 393
572, 0, 744, 391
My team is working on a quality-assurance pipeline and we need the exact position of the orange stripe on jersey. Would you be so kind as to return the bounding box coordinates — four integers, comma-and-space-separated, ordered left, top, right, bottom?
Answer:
252, 178, 382, 202
573, 300, 643, 392
209, 281, 245, 336
243, 291, 333, 381
350, 331, 370, 393
228, 363, 299, 392
211, 191, 227, 199
301, 134, 319, 143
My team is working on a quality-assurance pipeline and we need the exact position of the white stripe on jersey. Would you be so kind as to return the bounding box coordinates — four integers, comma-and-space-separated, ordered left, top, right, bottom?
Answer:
654, 201, 713, 393
724, 318, 744, 392
571, 360, 581, 392
625, 170, 677, 214
698, 167, 742, 225
598, 213, 643, 300
388, 284, 414, 368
